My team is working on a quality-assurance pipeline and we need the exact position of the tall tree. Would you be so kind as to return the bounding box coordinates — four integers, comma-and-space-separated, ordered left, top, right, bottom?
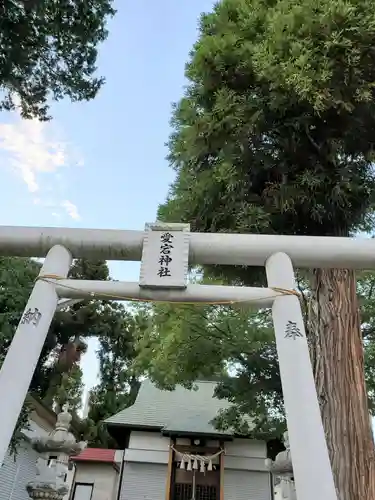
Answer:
42, 337, 87, 411
30, 258, 111, 399
53, 365, 84, 415
0, 0, 115, 120
158, 1, 375, 497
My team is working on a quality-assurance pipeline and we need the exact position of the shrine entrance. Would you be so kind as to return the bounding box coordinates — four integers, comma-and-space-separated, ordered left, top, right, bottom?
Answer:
0, 222, 368, 500
174, 466, 219, 500
171, 439, 222, 500
174, 478, 219, 500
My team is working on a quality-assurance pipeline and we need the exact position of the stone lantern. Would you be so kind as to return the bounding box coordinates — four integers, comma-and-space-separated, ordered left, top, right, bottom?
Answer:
26, 404, 86, 500
265, 431, 296, 500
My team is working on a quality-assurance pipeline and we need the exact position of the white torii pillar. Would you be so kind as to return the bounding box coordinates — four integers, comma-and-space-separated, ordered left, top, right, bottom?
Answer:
266, 252, 337, 500
0, 245, 71, 465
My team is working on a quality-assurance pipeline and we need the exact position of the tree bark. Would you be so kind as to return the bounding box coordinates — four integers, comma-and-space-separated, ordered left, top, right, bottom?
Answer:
308, 268, 375, 500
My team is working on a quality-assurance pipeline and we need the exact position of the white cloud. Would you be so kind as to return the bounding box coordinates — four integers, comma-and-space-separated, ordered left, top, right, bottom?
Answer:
31, 197, 80, 221
61, 200, 80, 220
0, 119, 66, 192
0, 106, 84, 220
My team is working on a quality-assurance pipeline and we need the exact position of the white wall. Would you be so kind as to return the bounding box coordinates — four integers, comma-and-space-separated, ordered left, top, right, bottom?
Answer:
125, 431, 170, 464
120, 432, 169, 500
63, 465, 75, 500
119, 463, 167, 500
73, 463, 119, 500
224, 469, 271, 500
225, 439, 267, 458
114, 450, 124, 463
125, 432, 268, 471
225, 438, 268, 471
223, 438, 271, 500
120, 432, 271, 500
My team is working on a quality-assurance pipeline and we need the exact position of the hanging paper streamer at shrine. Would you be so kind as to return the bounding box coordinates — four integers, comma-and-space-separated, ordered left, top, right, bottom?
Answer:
172, 447, 224, 473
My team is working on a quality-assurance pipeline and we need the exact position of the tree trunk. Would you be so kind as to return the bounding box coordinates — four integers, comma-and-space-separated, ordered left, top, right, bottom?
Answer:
308, 268, 375, 500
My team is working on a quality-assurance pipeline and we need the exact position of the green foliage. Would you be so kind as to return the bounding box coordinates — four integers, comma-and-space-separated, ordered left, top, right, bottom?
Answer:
0, 0, 115, 120
30, 259, 112, 399
53, 365, 84, 414
0, 257, 41, 357
151, 0, 375, 454
160, 0, 375, 285
134, 299, 283, 439
0, 257, 138, 452
85, 304, 146, 448
134, 303, 226, 387
8, 401, 31, 459
358, 270, 375, 411
135, 271, 375, 440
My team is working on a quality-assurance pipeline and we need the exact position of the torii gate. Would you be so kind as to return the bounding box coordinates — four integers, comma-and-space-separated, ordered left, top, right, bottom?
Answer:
1, 223, 370, 500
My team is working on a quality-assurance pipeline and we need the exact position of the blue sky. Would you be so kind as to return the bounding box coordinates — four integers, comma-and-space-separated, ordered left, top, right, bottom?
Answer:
0, 0, 215, 398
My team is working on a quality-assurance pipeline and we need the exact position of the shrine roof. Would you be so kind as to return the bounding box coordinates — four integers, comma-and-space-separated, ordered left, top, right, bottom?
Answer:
105, 380, 236, 437
72, 448, 116, 463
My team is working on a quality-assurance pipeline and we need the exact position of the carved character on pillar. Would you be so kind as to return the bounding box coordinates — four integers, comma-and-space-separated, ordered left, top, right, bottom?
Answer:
21, 308, 42, 326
